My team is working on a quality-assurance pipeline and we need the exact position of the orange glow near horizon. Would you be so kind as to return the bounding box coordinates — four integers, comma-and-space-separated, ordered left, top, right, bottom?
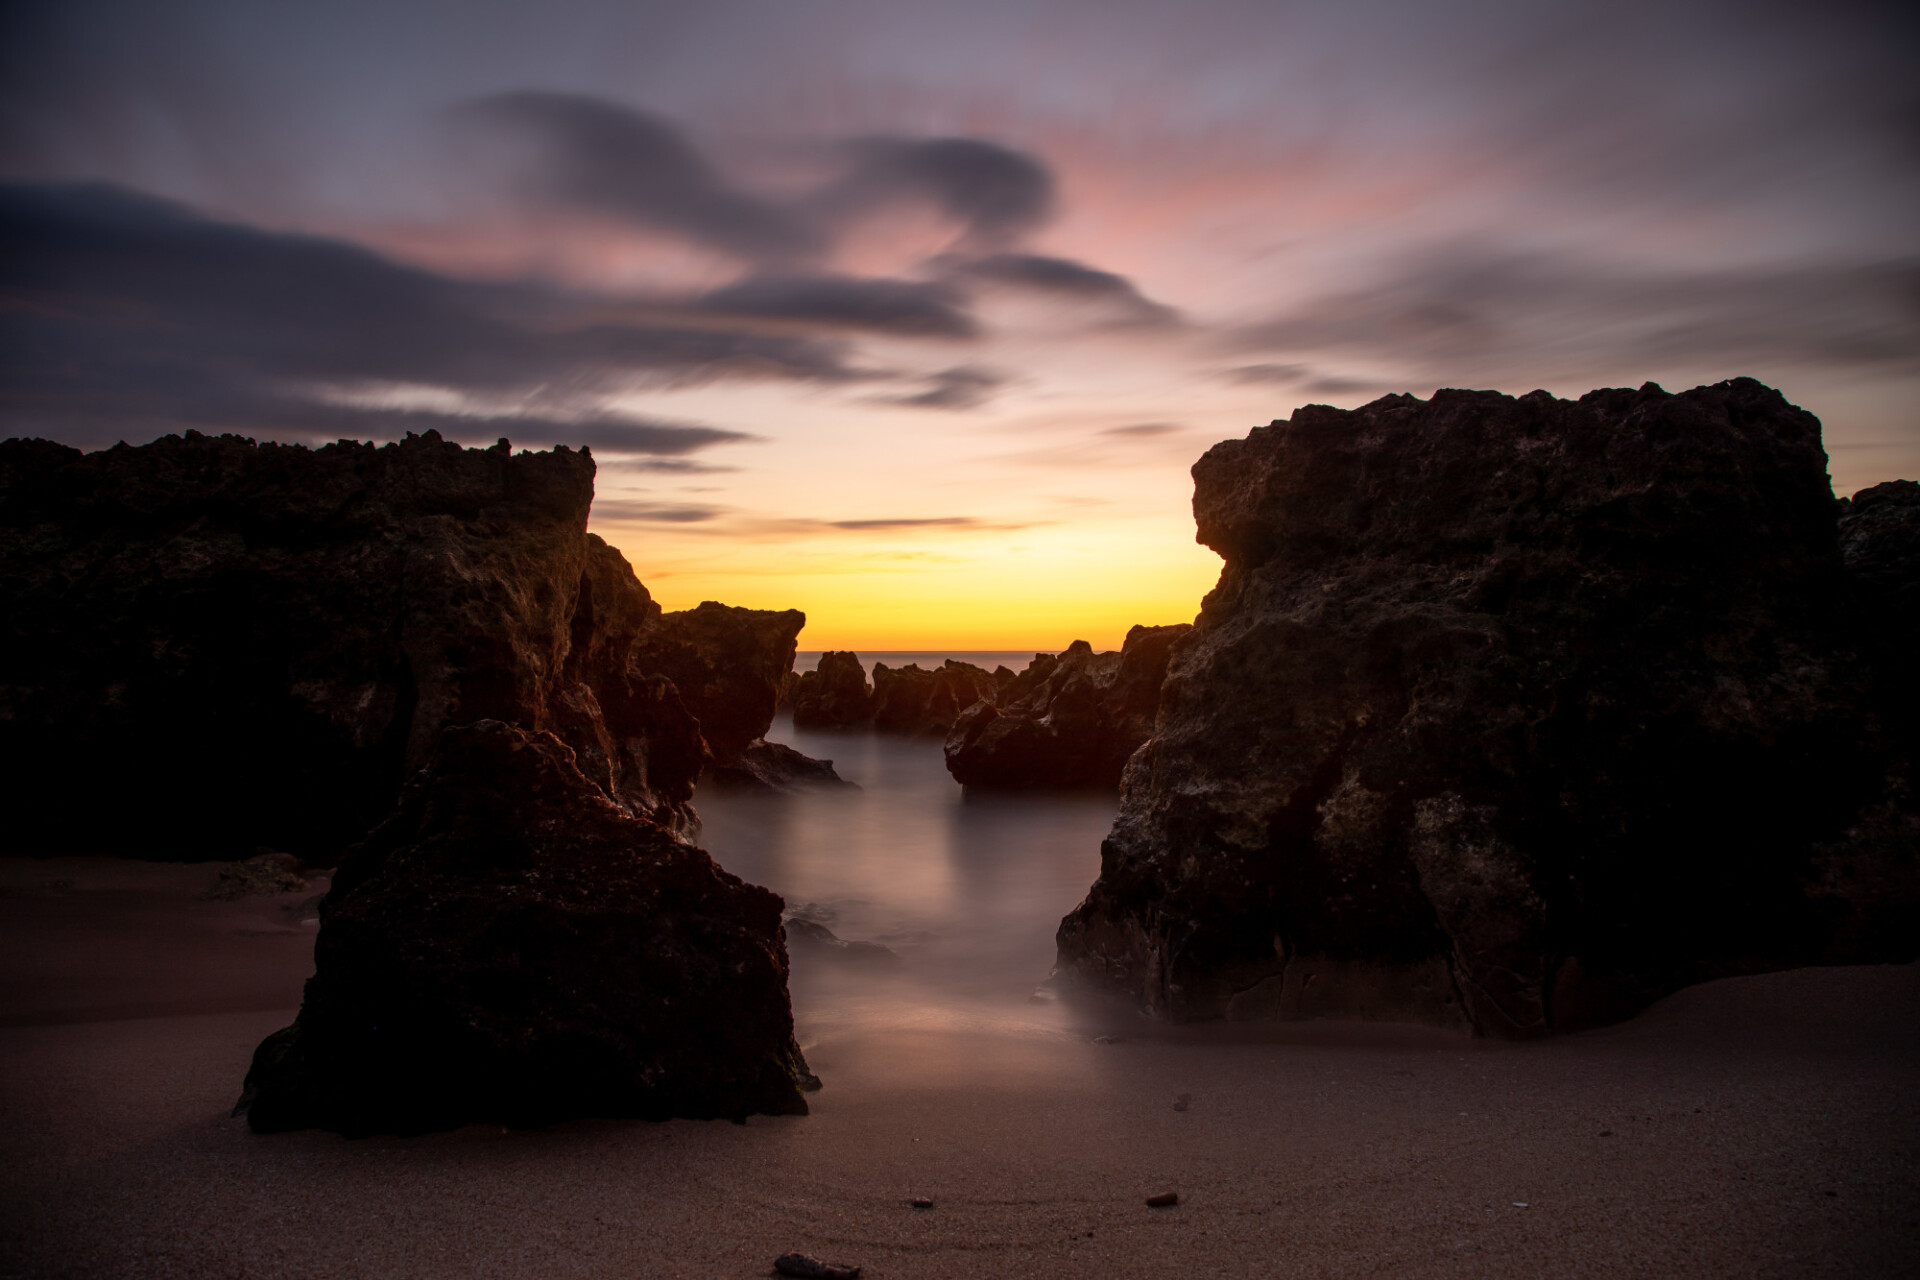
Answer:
594, 518, 1224, 651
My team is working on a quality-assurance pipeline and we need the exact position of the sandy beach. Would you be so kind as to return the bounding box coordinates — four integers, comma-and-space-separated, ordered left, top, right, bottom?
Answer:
2, 853, 1915, 1279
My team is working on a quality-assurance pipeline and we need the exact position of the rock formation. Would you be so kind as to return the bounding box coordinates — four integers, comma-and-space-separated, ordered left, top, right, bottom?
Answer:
791, 651, 875, 729
236, 720, 814, 1134
637, 601, 804, 757
0, 430, 720, 860
1817, 479, 1920, 962
634, 601, 845, 789
871, 659, 1002, 735
1057, 380, 1918, 1037
705, 740, 856, 792
944, 625, 1190, 788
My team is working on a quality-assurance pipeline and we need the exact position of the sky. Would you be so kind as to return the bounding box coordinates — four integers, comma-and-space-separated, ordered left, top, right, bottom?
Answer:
2, 0, 1915, 649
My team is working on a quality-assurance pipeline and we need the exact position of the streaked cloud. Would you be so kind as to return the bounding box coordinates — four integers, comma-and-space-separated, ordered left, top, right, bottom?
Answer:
949, 253, 1178, 326
878, 365, 1007, 410
0, 182, 844, 448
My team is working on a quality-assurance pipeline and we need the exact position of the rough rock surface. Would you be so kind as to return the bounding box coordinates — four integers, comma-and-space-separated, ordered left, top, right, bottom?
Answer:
704, 740, 856, 792
634, 601, 841, 787
944, 625, 1190, 788
0, 430, 712, 860
871, 660, 1001, 735
791, 651, 875, 729
1818, 480, 1920, 961
637, 601, 804, 757
1057, 380, 1917, 1037
236, 720, 814, 1135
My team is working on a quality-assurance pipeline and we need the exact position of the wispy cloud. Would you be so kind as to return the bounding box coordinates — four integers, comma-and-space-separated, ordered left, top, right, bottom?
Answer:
948, 253, 1179, 327
0, 182, 848, 449
877, 365, 1007, 410
827, 516, 979, 530
1230, 245, 1920, 385
589, 498, 726, 522
1099, 422, 1185, 437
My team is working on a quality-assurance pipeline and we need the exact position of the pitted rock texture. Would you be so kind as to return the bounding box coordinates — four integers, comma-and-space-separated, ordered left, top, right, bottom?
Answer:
791, 651, 876, 729
871, 659, 1002, 735
1057, 380, 1917, 1037
0, 430, 705, 860
944, 624, 1190, 789
236, 720, 813, 1135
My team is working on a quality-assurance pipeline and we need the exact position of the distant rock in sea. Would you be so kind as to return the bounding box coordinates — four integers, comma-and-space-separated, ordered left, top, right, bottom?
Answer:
871, 659, 1003, 735
1056, 379, 1919, 1036
944, 624, 1190, 789
235, 720, 813, 1134
791, 650, 876, 729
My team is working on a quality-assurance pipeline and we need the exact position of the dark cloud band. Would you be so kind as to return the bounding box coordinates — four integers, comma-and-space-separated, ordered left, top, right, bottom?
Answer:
0, 182, 843, 449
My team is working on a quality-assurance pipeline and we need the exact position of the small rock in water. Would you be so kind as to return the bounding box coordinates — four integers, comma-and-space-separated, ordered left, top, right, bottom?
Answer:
784, 917, 901, 966
1173, 1093, 1191, 1112
909, 1197, 934, 1209
799, 1070, 824, 1093
208, 851, 308, 900
773, 1254, 861, 1279
1146, 1191, 1179, 1208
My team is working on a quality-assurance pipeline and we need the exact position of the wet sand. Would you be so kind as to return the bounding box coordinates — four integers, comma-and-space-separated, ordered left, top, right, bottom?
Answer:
2, 854, 1915, 1278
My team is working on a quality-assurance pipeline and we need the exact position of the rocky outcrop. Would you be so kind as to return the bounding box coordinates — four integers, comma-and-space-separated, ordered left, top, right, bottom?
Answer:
704, 740, 856, 792
1815, 480, 1920, 963
871, 659, 1002, 735
236, 720, 814, 1135
944, 625, 1190, 788
791, 651, 875, 729
0, 430, 714, 860
1057, 380, 1918, 1037
1840, 480, 1920, 679
637, 602, 804, 757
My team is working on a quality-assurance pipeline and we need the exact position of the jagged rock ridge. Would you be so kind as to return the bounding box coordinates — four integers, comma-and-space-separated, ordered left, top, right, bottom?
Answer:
872, 659, 1005, 736
1057, 380, 1918, 1036
791, 651, 875, 729
945, 624, 1190, 789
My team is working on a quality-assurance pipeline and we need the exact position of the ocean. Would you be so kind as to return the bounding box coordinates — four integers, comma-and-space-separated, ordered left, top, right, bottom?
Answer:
693, 712, 1118, 1035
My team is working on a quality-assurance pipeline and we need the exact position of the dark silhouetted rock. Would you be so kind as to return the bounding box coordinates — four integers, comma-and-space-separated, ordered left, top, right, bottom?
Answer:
1815, 480, 1920, 963
704, 740, 854, 792
235, 720, 813, 1135
0, 430, 706, 860
634, 601, 842, 790
637, 601, 803, 757
1841, 480, 1920, 683
773, 1254, 861, 1280
871, 659, 999, 735
791, 650, 875, 728
944, 624, 1190, 788
1057, 380, 1918, 1037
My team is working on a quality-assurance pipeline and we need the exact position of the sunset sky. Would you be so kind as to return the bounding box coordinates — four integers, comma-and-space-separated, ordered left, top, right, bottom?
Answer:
3, 0, 1915, 648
